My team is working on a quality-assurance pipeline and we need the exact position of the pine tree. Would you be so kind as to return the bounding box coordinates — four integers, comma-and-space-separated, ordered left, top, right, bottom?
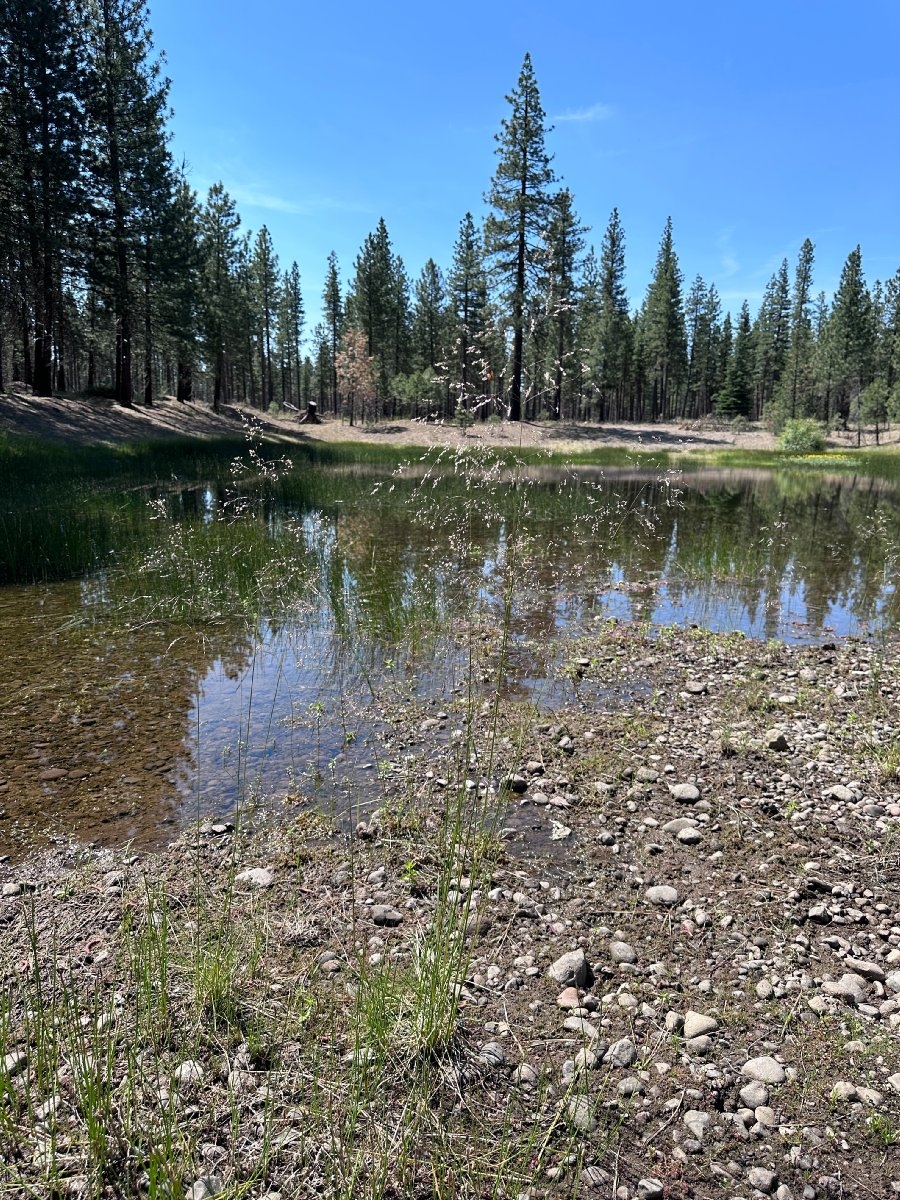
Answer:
346, 217, 409, 401
540, 188, 586, 419
157, 175, 201, 404
322, 251, 342, 414
684, 276, 709, 417
752, 259, 790, 418
276, 261, 303, 407
883, 269, 900, 407
827, 245, 875, 429
588, 208, 631, 420
0, 0, 87, 395
135, 151, 186, 405
389, 255, 412, 392
250, 225, 279, 408
411, 259, 447, 373
448, 212, 490, 408
640, 217, 687, 420
685, 276, 726, 418
716, 311, 733, 403
811, 290, 835, 422
484, 52, 555, 421
83, 0, 174, 406
198, 183, 241, 411
717, 300, 754, 418
775, 239, 815, 423
310, 322, 329, 409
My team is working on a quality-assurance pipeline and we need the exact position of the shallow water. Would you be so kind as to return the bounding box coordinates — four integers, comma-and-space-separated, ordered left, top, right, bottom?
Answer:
1, 461, 898, 857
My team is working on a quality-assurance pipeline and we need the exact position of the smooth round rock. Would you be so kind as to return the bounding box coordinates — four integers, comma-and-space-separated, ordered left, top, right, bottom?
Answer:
173, 1060, 204, 1088
747, 1166, 778, 1194
187, 1179, 223, 1200
513, 1063, 539, 1086
563, 1016, 600, 1040
683, 1010, 719, 1039
677, 827, 703, 845
372, 905, 403, 927
685, 1035, 712, 1056
574, 1047, 601, 1073
603, 1038, 637, 1068
478, 1041, 506, 1067
645, 885, 679, 907
683, 1110, 710, 1140
669, 783, 700, 803
739, 1080, 769, 1107
741, 1056, 786, 1085
637, 1181, 664, 1200
565, 1095, 597, 1132
610, 940, 637, 964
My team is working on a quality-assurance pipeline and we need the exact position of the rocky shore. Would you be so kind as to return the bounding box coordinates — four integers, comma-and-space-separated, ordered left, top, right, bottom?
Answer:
2, 624, 900, 1198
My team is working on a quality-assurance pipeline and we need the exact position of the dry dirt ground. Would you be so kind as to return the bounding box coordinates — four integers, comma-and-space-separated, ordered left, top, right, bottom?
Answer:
0, 388, 820, 453
6, 388, 898, 455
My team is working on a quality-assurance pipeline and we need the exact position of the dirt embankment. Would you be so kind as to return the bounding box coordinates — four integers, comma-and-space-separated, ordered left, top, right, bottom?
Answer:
0, 388, 822, 454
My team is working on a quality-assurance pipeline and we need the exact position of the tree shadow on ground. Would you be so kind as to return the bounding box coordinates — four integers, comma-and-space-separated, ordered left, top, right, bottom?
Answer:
539, 422, 734, 449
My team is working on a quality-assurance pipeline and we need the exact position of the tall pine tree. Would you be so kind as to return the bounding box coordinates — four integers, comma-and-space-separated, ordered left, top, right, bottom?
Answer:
775, 238, 816, 423
0, 0, 87, 395
83, 0, 174, 406
540, 188, 586, 419
639, 217, 687, 420
448, 212, 490, 408
484, 52, 555, 421
322, 250, 342, 413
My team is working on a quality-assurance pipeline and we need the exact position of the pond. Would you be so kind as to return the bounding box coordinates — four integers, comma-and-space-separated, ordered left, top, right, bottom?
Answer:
1, 451, 898, 858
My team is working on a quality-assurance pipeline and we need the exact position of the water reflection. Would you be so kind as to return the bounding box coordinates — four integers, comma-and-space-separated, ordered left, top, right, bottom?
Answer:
1, 463, 898, 857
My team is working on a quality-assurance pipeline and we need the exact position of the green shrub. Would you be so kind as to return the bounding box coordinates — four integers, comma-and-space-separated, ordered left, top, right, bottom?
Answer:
777, 418, 827, 454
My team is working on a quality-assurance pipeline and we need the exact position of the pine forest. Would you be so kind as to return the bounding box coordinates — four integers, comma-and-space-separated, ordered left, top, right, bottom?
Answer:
2, 8, 900, 434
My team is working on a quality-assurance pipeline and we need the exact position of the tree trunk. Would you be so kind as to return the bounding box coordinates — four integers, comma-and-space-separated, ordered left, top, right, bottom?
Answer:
177, 360, 192, 403
21, 310, 32, 388
144, 266, 153, 406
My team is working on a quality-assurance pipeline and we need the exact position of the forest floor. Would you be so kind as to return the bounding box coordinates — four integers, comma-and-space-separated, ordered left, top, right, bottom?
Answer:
4, 386, 900, 454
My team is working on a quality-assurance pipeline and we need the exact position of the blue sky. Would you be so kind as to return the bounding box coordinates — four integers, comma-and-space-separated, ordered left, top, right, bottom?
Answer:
149, 0, 900, 338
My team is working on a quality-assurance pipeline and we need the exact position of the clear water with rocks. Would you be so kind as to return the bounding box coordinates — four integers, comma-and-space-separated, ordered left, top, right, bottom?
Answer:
1, 459, 898, 855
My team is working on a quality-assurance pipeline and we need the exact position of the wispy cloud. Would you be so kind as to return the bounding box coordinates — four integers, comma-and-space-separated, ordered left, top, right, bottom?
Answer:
228, 186, 308, 215
716, 228, 740, 278
228, 184, 372, 217
553, 102, 613, 124
192, 171, 372, 219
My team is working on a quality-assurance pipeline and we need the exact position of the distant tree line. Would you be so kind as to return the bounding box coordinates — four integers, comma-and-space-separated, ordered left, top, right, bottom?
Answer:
2, 19, 899, 429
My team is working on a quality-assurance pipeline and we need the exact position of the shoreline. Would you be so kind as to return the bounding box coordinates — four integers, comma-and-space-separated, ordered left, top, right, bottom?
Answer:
2, 624, 900, 1196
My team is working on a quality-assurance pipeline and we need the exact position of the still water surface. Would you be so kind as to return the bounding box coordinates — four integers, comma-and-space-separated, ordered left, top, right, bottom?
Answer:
1, 462, 898, 856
